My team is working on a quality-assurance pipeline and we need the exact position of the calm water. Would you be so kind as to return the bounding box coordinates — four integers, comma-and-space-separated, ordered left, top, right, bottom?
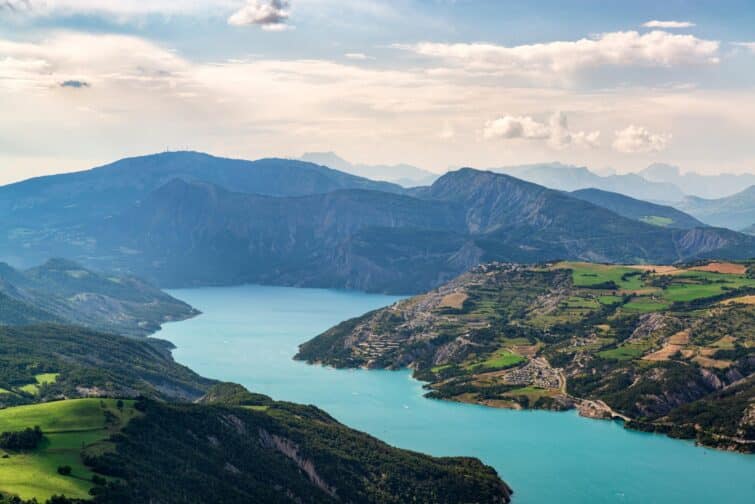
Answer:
156, 285, 755, 503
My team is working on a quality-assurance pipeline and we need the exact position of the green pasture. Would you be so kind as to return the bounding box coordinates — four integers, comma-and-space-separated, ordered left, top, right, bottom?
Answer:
561, 262, 645, 291
0, 398, 136, 502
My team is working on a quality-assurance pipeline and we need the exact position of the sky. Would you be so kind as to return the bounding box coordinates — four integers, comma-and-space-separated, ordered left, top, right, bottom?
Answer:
0, 0, 754, 183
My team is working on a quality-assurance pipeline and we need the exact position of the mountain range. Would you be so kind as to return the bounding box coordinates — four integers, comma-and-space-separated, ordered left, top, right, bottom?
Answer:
0, 151, 753, 294
297, 155, 755, 230
300, 152, 438, 187
491, 162, 687, 202
640, 163, 755, 200
675, 185, 755, 231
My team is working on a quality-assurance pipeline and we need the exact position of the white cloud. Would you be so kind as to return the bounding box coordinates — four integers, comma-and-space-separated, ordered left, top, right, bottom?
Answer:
228, 0, 290, 29
0, 31, 752, 178
732, 42, 755, 53
344, 52, 372, 60
484, 115, 549, 140
484, 112, 599, 149
643, 20, 696, 29
0, 32, 186, 91
612, 125, 671, 153
397, 30, 720, 80
0, 0, 222, 16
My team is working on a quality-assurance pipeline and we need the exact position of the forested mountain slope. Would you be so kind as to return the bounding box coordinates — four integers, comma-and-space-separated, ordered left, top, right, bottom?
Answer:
0, 258, 196, 336
570, 188, 703, 229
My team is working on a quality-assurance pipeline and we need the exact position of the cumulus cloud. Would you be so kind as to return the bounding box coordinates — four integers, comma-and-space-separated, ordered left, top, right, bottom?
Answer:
612, 125, 671, 153
643, 20, 696, 29
484, 112, 599, 149
397, 30, 720, 80
228, 0, 291, 30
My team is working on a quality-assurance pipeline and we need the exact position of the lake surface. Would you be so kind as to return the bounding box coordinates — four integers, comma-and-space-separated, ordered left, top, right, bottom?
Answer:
156, 284, 755, 504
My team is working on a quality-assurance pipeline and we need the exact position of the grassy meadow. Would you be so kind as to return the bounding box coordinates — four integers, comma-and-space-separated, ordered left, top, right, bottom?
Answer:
0, 398, 137, 501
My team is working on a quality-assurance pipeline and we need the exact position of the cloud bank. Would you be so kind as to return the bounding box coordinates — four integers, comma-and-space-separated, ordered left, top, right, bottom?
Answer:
397, 30, 720, 82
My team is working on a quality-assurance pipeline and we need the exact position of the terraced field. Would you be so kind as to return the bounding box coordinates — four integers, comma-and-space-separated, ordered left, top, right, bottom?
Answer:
298, 260, 755, 452
0, 398, 137, 501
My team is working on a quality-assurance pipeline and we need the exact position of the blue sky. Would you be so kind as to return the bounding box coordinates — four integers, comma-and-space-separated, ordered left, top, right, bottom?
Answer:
1, 1, 754, 181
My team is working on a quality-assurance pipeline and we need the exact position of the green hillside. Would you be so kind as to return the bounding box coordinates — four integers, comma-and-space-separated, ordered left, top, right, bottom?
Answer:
0, 324, 213, 407
0, 325, 512, 502
298, 260, 755, 452
570, 188, 703, 229
0, 391, 512, 504
0, 399, 136, 501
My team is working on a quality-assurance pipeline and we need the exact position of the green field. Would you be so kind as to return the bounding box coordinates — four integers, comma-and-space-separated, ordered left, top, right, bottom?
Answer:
597, 295, 624, 305
562, 263, 755, 310
598, 342, 652, 361
505, 386, 556, 399
640, 216, 673, 227
622, 298, 671, 313
563, 263, 645, 291
17, 373, 60, 396
467, 349, 525, 371
662, 271, 755, 302
0, 398, 137, 501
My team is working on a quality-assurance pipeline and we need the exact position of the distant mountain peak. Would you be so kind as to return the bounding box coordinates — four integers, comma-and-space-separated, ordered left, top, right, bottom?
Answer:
300, 151, 438, 187
641, 162, 682, 180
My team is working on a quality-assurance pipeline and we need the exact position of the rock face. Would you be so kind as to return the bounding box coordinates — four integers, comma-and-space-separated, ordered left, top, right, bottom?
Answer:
1, 153, 754, 293
297, 261, 755, 452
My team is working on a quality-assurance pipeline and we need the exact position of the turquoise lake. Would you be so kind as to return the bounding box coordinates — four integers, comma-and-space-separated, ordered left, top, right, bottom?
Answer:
156, 284, 755, 503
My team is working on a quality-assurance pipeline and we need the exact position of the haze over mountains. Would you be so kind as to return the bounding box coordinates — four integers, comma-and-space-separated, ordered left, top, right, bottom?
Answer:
492, 163, 687, 202
300, 152, 438, 187
307, 154, 755, 232
640, 163, 755, 200
676, 186, 755, 231
569, 189, 704, 229
0, 151, 752, 294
